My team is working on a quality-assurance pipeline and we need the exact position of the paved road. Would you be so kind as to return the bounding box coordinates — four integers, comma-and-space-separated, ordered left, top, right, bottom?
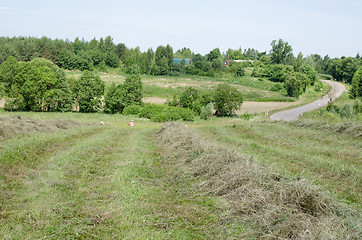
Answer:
270, 80, 345, 121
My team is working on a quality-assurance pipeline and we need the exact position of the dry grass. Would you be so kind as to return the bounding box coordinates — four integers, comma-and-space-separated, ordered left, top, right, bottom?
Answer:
283, 120, 362, 138
0, 115, 86, 141
156, 123, 361, 239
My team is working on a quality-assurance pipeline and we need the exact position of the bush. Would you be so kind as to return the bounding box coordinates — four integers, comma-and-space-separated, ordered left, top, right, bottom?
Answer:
326, 102, 339, 113
270, 83, 284, 92
234, 66, 245, 77
176, 107, 195, 121
339, 104, 352, 118
151, 111, 181, 122
139, 104, 165, 119
123, 105, 142, 115
139, 104, 194, 122
314, 80, 323, 91
353, 100, 362, 114
150, 107, 194, 122
239, 112, 255, 120
200, 103, 213, 120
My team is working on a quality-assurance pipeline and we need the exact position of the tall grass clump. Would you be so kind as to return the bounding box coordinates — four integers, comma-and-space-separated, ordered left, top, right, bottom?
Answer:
156, 123, 361, 239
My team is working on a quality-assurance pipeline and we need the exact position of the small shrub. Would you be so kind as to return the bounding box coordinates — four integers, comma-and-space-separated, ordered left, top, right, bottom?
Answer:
139, 104, 165, 119
314, 80, 323, 91
176, 107, 195, 121
353, 100, 362, 114
239, 112, 255, 120
234, 66, 245, 78
200, 103, 213, 120
123, 105, 142, 115
139, 104, 194, 122
168, 71, 180, 76
151, 111, 181, 122
339, 104, 352, 118
270, 83, 284, 92
326, 102, 339, 113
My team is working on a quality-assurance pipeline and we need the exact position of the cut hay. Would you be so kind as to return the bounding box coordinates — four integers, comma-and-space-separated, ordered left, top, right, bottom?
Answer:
156, 123, 361, 239
0, 115, 83, 141
283, 120, 362, 138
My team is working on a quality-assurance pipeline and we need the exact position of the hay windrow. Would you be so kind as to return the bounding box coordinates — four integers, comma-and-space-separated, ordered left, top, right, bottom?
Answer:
156, 123, 361, 239
0, 115, 84, 141
283, 120, 362, 138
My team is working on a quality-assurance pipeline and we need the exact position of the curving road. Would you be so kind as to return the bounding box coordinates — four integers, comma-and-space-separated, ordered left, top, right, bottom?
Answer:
270, 80, 345, 121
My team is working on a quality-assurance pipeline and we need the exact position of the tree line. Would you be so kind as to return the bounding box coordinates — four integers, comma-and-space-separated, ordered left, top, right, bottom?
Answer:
0, 55, 244, 119
0, 36, 361, 111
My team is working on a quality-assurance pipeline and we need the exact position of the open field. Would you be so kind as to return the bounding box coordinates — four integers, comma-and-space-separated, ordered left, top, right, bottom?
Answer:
195, 119, 362, 206
1, 111, 361, 239
1, 113, 238, 239
66, 70, 298, 102
59, 69, 332, 116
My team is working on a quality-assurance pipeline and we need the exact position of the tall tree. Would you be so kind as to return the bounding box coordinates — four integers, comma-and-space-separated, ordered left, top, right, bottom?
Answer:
350, 67, 362, 98
73, 71, 104, 113
207, 48, 221, 62
269, 39, 293, 64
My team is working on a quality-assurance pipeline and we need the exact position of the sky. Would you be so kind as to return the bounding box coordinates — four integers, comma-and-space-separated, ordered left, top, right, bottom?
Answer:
0, 0, 361, 58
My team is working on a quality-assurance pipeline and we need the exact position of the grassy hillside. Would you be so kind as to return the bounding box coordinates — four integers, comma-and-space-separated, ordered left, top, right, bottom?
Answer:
1, 111, 360, 239
66, 69, 300, 102
195, 119, 361, 206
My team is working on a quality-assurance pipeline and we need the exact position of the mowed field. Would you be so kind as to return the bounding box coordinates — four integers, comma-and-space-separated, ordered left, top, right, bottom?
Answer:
0, 111, 361, 239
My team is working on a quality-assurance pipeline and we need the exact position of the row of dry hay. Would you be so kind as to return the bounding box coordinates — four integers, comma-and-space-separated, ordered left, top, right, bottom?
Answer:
156, 123, 361, 239
0, 115, 82, 141
283, 120, 362, 138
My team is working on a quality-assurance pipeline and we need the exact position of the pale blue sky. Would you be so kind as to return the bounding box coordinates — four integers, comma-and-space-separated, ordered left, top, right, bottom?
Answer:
0, 0, 361, 57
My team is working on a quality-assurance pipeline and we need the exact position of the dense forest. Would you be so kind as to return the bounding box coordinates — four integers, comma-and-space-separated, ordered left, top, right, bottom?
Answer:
0, 36, 361, 117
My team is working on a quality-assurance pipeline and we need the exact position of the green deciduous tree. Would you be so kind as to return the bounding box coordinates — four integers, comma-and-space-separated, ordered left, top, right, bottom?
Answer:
300, 64, 317, 86
0, 57, 73, 111
327, 57, 360, 83
214, 83, 243, 116
104, 74, 143, 114
104, 83, 124, 114
179, 87, 202, 114
284, 72, 308, 97
270, 39, 293, 64
350, 67, 362, 99
73, 71, 104, 113
207, 48, 221, 62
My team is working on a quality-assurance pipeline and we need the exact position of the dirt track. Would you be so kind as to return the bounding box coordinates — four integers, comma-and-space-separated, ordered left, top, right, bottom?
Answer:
270, 80, 345, 121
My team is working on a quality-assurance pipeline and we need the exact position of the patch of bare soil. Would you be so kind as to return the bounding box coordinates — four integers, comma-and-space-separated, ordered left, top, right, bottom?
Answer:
0, 115, 83, 141
143, 97, 167, 104
156, 123, 360, 239
147, 82, 203, 89
237, 101, 299, 114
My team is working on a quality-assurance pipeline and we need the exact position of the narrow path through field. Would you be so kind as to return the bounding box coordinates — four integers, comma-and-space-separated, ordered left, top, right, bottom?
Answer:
270, 80, 345, 121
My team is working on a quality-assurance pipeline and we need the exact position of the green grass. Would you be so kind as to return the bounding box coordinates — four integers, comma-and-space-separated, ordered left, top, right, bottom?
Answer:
65, 69, 302, 102
0, 112, 246, 239
194, 120, 362, 207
